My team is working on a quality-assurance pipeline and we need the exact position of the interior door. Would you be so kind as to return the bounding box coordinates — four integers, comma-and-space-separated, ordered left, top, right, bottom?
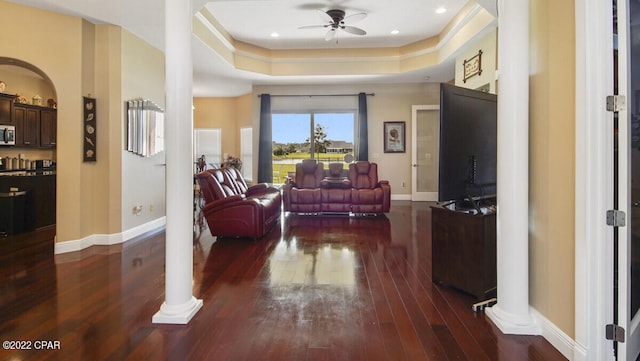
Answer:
618, 0, 640, 359
411, 105, 439, 201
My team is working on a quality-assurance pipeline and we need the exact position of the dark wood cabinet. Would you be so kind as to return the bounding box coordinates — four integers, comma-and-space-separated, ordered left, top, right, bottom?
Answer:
431, 203, 497, 300
0, 93, 15, 125
13, 103, 56, 148
40, 109, 56, 147
0, 173, 56, 229
13, 106, 26, 145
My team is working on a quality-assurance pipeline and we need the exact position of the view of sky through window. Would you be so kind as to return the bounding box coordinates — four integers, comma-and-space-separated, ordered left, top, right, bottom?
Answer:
272, 113, 354, 144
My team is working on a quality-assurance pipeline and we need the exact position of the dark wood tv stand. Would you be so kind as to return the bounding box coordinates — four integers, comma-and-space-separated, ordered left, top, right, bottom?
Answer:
431, 200, 496, 300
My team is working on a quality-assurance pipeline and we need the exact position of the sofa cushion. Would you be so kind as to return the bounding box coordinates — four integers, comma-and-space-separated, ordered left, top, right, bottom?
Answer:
199, 169, 240, 202
296, 159, 324, 189
321, 188, 351, 212
349, 161, 379, 189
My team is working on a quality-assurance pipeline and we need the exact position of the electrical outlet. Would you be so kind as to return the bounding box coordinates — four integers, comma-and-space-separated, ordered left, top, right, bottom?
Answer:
401, 181, 406, 188
149, 204, 155, 212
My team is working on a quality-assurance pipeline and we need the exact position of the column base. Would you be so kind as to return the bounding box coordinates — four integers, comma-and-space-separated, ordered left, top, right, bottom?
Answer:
485, 304, 540, 335
152, 296, 203, 324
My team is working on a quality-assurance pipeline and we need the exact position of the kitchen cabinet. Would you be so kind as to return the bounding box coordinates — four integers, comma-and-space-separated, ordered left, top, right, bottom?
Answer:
0, 172, 56, 229
13, 103, 56, 148
0, 93, 15, 125
40, 109, 56, 147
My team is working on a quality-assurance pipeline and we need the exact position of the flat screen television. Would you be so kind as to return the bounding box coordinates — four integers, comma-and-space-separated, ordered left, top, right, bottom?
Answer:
438, 83, 497, 204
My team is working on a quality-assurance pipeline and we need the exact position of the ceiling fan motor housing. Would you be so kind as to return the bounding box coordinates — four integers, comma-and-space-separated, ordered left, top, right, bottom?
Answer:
326, 9, 346, 27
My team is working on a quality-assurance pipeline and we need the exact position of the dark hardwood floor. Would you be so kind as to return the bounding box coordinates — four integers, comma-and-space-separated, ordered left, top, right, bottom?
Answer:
0, 201, 567, 361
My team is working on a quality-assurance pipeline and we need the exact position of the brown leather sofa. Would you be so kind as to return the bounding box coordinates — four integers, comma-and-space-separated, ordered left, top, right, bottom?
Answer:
283, 160, 391, 214
196, 167, 282, 238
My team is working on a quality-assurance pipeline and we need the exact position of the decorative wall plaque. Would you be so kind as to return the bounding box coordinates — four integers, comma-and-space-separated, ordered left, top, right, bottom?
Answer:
83, 96, 97, 162
463, 50, 483, 83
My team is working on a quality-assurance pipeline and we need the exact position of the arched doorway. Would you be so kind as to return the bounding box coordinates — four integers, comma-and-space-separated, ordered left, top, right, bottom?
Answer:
0, 57, 57, 248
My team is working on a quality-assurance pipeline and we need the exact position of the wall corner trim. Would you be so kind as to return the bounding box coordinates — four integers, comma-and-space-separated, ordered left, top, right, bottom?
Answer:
54, 217, 167, 254
530, 307, 576, 360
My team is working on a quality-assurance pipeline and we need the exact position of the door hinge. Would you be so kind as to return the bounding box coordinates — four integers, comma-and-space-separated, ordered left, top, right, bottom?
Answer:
605, 324, 626, 343
606, 210, 626, 227
606, 95, 626, 112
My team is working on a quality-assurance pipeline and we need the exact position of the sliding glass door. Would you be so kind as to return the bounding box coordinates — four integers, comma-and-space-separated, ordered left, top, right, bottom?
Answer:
272, 112, 354, 183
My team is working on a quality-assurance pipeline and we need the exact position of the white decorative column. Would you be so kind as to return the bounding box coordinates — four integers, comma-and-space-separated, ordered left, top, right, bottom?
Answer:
152, 0, 203, 324
485, 0, 538, 334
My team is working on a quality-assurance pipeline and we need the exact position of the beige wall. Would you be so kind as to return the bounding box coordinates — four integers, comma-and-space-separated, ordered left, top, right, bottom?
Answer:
455, 28, 497, 93
1, 0, 84, 243
0, 65, 56, 103
250, 83, 442, 193
193, 97, 239, 158
529, 0, 576, 337
194, 83, 443, 193
0, 1, 166, 242
193, 94, 254, 159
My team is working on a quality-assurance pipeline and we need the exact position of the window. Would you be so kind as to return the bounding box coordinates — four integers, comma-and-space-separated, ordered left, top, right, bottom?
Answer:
272, 112, 354, 183
194, 128, 221, 172
240, 127, 253, 182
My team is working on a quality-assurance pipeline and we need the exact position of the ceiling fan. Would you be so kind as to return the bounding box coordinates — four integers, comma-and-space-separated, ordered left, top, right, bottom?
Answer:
298, 9, 367, 42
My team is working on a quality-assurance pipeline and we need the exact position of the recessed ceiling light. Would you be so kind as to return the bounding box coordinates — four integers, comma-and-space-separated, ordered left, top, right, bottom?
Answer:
270, 32, 279, 38
435, 7, 447, 14
391, 29, 400, 35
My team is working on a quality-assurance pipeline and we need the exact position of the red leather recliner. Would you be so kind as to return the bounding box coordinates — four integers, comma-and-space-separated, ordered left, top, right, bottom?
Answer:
349, 161, 391, 213
283, 160, 390, 214
320, 162, 352, 212
282, 159, 324, 213
196, 168, 282, 238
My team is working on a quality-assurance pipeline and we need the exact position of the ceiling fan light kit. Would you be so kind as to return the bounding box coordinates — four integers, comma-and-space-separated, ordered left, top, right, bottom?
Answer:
299, 8, 367, 42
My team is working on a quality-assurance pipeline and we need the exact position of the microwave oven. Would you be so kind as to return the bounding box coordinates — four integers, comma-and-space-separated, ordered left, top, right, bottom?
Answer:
1, 125, 15, 145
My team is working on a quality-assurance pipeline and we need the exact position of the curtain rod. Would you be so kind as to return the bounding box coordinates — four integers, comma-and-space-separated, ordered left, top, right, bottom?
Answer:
258, 93, 375, 98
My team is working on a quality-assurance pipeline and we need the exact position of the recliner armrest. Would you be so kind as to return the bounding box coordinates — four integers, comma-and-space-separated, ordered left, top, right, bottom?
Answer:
203, 194, 246, 210
246, 183, 269, 196
201, 194, 263, 215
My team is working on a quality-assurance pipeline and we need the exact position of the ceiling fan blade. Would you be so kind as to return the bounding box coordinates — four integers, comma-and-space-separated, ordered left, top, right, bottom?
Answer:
316, 9, 334, 24
325, 28, 337, 41
344, 12, 367, 23
298, 25, 328, 30
341, 26, 366, 36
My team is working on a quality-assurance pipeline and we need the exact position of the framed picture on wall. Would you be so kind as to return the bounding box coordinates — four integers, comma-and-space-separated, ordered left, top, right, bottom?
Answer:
83, 96, 97, 162
383, 121, 405, 153
463, 49, 483, 83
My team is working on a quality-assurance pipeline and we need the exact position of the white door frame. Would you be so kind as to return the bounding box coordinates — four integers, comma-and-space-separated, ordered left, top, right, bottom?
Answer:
615, 0, 640, 359
575, 0, 616, 359
411, 105, 439, 201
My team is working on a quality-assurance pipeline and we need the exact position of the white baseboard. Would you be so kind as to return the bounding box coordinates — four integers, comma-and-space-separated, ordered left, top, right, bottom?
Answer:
390, 193, 439, 202
391, 194, 412, 201
54, 217, 166, 254
530, 307, 576, 361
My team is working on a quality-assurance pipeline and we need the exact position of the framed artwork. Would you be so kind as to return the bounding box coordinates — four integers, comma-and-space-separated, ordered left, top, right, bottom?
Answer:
83, 96, 96, 162
383, 121, 405, 153
463, 49, 483, 83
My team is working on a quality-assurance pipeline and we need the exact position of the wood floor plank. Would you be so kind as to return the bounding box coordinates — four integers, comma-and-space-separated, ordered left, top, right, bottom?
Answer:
0, 202, 568, 361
